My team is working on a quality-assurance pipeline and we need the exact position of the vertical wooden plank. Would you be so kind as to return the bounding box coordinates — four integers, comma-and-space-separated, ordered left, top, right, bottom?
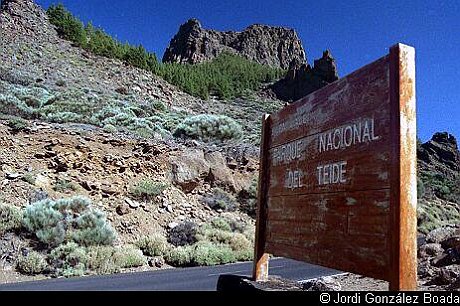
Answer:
389, 43, 417, 291
253, 114, 271, 281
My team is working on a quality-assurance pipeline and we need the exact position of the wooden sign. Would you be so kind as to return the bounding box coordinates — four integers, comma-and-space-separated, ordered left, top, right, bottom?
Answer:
253, 43, 417, 290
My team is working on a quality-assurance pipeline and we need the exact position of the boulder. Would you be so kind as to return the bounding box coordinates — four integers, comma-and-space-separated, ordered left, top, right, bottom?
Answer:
217, 275, 304, 291
431, 245, 460, 267
426, 265, 460, 286
116, 204, 129, 216
426, 226, 460, 244
170, 149, 250, 193
441, 236, 460, 250
418, 243, 444, 259
205, 151, 236, 191
301, 276, 342, 291
170, 149, 209, 193
418, 259, 437, 279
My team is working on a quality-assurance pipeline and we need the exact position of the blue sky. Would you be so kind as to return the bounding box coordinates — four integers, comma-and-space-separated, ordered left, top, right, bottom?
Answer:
34, 0, 459, 142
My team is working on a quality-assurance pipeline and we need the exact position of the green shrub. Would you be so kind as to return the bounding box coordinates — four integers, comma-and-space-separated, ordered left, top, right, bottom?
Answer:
228, 233, 253, 261
197, 224, 233, 244
7, 116, 28, 132
103, 124, 117, 133
0, 84, 52, 118
37, 89, 95, 121
191, 241, 236, 266
167, 221, 198, 247
85, 23, 125, 59
0, 82, 55, 119
22, 196, 116, 247
130, 179, 168, 200
196, 217, 254, 263
243, 226, 255, 243
0, 93, 32, 118
174, 114, 242, 142
22, 172, 36, 185
86, 245, 120, 274
211, 218, 232, 232
48, 242, 88, 277
201, 188, 238, 212
164, 245, 194, 267
438, 185, 451, 198
228, 233, 251, 251
165, 220, 255, 267
419, 171, 459, 203
46, 111, 83, 123
136, 234, 169, 256
0, 203, 23, 234
150, 100, 167, 112
91, 104, 167, 139
123, 45, 150, 70
132, 126, 155, 139
113, 245, 146, 268
16, 251, 48, 275
156, 53, 284, 99
418, 199, 460, 234
53, 179, 79, 193
72, 209, 117, 247
0, 67, 34, 86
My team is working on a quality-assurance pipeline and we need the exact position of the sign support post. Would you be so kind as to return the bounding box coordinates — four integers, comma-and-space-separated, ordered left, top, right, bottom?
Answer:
253, 114, 271, 281
389, 44, 418, 291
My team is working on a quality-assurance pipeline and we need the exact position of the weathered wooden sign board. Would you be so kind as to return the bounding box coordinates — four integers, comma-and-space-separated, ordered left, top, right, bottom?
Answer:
253, 43, 417, 290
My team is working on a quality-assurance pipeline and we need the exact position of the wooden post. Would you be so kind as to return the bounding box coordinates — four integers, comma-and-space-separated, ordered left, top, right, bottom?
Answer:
389, 43, 418, 290
253, 114, 271, 281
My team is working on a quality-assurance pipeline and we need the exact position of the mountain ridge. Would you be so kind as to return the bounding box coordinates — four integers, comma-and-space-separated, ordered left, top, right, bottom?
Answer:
162, 18, 306, 69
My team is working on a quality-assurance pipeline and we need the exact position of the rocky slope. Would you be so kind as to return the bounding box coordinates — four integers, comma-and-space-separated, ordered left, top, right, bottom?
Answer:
417, 132, 460, 234
0, 0, 205, 111
162, 18, 306, 69
0, 0, 262, 281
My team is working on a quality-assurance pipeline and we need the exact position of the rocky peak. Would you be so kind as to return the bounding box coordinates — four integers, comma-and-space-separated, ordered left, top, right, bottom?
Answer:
432, 132, 458, 148
270, 49, 339, 102
178, 18, 202, 34
312, 50, 339, 83
418, 132, 460, 176
162, 18, 306, 69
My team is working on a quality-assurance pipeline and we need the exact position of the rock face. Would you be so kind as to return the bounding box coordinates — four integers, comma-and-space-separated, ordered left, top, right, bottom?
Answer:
162, 18, 306, 69
169, 149, 253, 193
418, 132, 460, 177
270, 50, 339, 102
0, 0, 57, 41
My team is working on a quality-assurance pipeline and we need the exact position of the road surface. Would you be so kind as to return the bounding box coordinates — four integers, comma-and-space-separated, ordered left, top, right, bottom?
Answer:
0, 258, 341, 291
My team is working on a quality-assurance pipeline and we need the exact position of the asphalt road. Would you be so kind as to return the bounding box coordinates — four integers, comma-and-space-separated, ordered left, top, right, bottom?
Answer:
0, 258, 341, 291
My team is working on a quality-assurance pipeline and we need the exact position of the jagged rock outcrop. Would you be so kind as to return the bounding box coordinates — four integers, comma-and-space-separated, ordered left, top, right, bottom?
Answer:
270, 50, 339, 102
162, 18, 306, 69
418, 132, 460, 178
